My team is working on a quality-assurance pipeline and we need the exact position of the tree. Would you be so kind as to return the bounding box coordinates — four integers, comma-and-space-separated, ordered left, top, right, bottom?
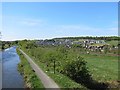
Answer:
62, 56, 91, 83
45, 51, 57, 74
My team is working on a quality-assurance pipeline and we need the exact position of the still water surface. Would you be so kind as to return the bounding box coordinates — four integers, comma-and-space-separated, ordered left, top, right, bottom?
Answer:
2, 46, 24, 88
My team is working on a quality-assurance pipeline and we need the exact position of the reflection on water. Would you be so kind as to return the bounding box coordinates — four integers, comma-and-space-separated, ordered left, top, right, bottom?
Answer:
2, 46, 24, 88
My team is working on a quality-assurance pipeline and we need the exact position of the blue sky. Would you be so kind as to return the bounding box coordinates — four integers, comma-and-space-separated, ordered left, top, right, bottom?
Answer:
2, 2, 118, 41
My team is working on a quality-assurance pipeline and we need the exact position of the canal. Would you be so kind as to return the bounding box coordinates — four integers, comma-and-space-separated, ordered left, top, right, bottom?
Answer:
2, 46, 24, 88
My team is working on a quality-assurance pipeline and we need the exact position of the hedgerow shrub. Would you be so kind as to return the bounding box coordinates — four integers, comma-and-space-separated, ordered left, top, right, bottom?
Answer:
62, 56, 92, 84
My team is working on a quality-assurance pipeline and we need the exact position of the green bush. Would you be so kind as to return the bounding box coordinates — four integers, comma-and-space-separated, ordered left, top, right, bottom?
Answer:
62, 56, 92, 83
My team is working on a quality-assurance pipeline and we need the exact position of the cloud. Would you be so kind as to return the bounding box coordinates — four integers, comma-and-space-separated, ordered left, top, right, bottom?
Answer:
55, 25, 98, 32
20, 19, 44, 26
2, 24, 118, 41
108, 27, 118, 31
2, 15, 118, 41
53, 24, 118, 36
2, 34, 19, 41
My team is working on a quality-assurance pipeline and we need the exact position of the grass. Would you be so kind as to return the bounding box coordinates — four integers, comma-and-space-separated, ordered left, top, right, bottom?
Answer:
19, 44, 119, 89
106, 40, 118, 46
80, 54, 118, 82
90, 43, 107, 46
40, 63, 86, 89
17, 49, 44, 89
27, 51, 87, 89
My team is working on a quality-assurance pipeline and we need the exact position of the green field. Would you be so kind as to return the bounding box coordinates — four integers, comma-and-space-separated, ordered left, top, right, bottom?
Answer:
17, 39, 119, 89
106, 40, 118, 46
19, 45, 118, 89
81, 54, 118, 82
25, 48, 87, 89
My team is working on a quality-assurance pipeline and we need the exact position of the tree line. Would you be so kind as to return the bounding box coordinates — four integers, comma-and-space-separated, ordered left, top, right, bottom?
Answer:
54, 36, 120, 41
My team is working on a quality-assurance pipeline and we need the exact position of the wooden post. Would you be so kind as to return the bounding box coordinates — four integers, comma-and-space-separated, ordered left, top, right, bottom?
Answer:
54, 60, 55, 74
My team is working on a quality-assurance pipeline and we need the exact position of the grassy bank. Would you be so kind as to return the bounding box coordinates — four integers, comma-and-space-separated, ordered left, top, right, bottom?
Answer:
21, 48, 87, 89
17, 49, 44, 89
23, 46, 119, 89
26, 47, 118, 81
17, 39, 119, 89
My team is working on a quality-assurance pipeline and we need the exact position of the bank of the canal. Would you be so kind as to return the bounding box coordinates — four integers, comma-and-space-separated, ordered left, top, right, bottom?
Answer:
17, 49, 44, 89
2, 46, 24, 88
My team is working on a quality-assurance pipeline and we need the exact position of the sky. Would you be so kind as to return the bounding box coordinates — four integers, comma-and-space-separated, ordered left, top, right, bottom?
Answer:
2, 0, 120, 2
1, 2, 118, 41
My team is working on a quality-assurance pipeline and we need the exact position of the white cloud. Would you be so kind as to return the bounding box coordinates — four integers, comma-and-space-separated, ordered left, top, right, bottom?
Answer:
55, 25, 99, 32
2, 15, 118, 41
2, 25, 118, 41
20, 19, 44, 26
53, 24, 118, 36
2, 35, 18, 41
108, 27, 118, 31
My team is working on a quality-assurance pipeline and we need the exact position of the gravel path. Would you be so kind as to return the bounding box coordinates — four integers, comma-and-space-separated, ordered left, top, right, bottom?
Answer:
19, 49, 60, 89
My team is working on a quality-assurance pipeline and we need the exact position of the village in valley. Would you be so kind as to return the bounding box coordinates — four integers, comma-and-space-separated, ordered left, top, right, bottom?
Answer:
36, 36, 119, 55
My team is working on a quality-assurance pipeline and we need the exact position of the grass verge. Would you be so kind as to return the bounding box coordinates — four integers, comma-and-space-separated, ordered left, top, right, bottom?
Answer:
17, 49, 44, 89
25, 50, 87, 89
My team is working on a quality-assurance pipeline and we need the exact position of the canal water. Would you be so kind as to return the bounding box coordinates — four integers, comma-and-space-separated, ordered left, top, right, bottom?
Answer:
2, 46, 24, 88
